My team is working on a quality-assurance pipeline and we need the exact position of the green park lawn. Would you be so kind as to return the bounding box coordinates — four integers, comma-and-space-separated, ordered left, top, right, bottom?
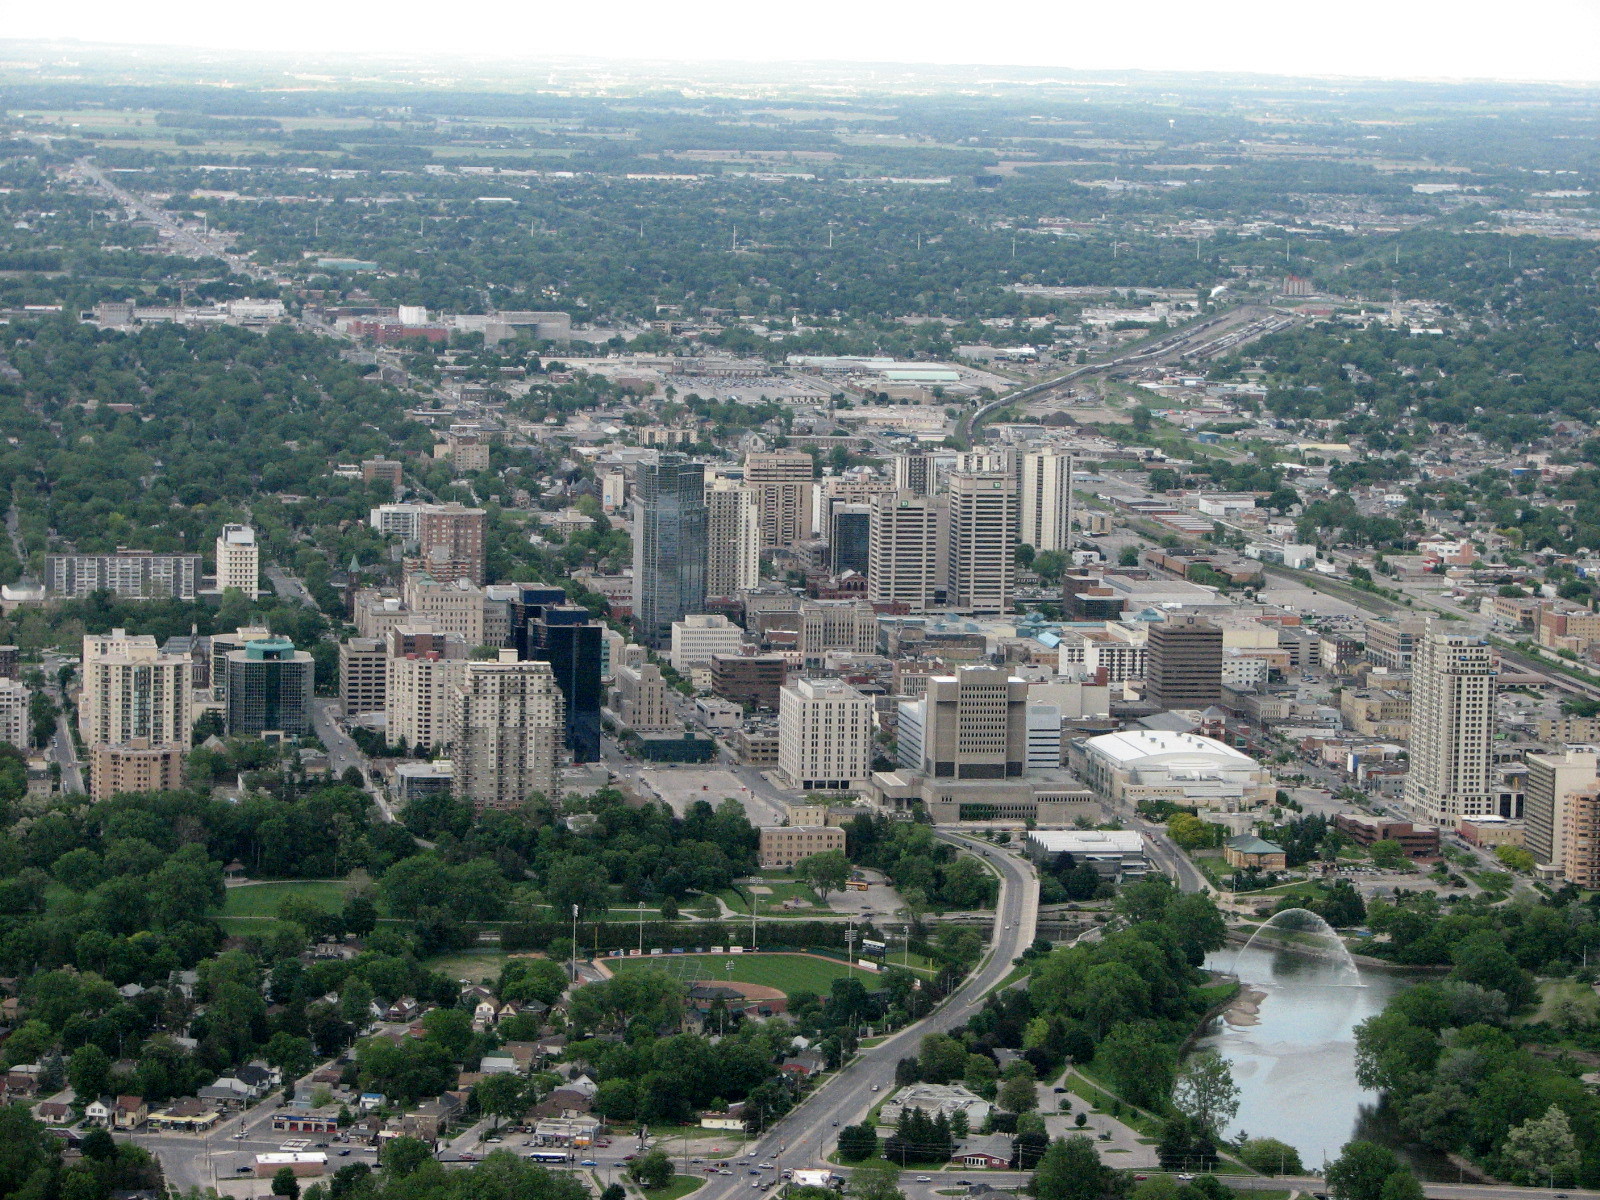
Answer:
221, 880, 353, 918
607, 952, 860, 996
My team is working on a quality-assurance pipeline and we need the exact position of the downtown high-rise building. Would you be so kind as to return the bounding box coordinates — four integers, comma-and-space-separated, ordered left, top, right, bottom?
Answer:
633, 453, 708, 649
413, 503, 488, 585
1144, 615, 1224, 711
526, 603, 603, 764
1525, 746, 1600, 872
892, 449, 935, 497
224, 637, 314, 738
705, 478, 760, 600
215, 524, 261, 598
745, 450, 815, 549
1020, 450, 1075, 553
80, 629, 193, 799
946, 471, 1018, 615
1403, 627, 1496, 828
868, 491, 947, 613
447, 653, 565, 810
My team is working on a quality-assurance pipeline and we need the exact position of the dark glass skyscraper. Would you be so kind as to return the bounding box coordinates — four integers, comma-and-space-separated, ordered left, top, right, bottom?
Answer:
633, 453, 707, 649
528, 603, 603, 763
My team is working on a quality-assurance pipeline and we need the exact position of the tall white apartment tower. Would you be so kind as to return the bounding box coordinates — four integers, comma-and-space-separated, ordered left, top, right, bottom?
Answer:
216, 524, 261, 599
947, 471, 1019, 615
705, 479, 761, 600
447, 652, 565, 811
1020, 450, 1075, 553
777, 678, 874, 793
868, 491, 947, 613
1403, 627, 1497, 828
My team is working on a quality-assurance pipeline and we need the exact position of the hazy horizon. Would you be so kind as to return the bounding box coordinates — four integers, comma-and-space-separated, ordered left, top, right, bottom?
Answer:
5, 0, 1600, 88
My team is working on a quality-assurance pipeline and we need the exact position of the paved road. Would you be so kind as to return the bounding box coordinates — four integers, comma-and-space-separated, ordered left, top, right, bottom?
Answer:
687, 835, 1038, 1196
49, 709, 85, 795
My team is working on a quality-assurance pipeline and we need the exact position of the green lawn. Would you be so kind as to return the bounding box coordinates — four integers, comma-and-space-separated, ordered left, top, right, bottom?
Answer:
720, 873, 828, 915
222, 880, 352, 918
607, 952, 861, 996
642, 1175, 705, 1200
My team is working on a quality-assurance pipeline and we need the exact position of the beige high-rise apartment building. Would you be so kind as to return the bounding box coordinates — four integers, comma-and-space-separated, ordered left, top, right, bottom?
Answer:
705, 479, 760, 600
778, 678, 874, 792
385, 624, 468, 751
1524, 746, 1600, 869
80, 630, 192, 799
92, 741, 186, 799
1020, 450, 1075, 553
215, 524, 260, 599
446, 652, 565, 810
1404, 628, 1497, 828
892, 449, 935, 497
612, 662, 676, 732
745, 451, 815, 549
1560, 788, 1600, 889
946, 471, 1018, 614
403, 573, 487, 647
868, 491, 947, 613
414, 503, 487, 585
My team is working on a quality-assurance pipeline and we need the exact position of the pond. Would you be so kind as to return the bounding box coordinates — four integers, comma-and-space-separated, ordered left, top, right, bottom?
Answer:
1198, 941, 1410, 1170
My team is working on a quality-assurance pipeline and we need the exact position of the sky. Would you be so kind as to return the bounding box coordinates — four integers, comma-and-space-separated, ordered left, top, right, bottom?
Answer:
7, 0, 1600, 86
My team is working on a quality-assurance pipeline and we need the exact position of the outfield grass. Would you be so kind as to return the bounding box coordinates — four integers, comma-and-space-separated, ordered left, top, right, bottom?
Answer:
424, 948, 522, 984
222, 880, 352, 918
607, 952, 860, 996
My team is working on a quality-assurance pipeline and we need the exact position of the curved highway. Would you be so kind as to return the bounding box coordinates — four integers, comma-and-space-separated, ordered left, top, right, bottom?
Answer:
689, 834, 1038, 1194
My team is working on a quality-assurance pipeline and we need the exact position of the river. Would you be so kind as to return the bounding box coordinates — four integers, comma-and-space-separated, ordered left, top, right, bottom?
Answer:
1199, 941, 1409, 1170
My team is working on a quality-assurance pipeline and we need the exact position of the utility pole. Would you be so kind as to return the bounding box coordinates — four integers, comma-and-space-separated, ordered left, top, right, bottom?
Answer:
570, 903, 578, 982
638, 901, 646, 955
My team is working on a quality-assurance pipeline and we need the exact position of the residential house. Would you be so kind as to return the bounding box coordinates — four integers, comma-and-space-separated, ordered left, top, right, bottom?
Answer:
779, 1051, 828, 1078
113, 1095, 149, 1130
199, 1077, 257, 1108
83, 1097, 113, 1127
700, 1104, 747, 1131
386, 997, 423, 1022
34, 1100, 71, 1125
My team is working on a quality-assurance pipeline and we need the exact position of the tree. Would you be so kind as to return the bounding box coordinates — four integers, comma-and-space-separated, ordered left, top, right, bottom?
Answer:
1379, 1171, 1426, 1200
796, 850, 851, 902
382, 1137, 432, 1175
1501, 1105, 1579, 1186
68, 1044, 111, 1104
629, 1150, 674, 1190
1238, 1138, 1304, 1176
998, 1074, 1038, 1114
1171, 1050, 1239, 1137
475, 1073, 526, 1131
838, 1124, 880, 1162
1494, 844, 1535, 873
265, 1033, 315, 1083
848, 1161, 903, 1200
272, 1167, 302, 1200
1096, 1022, 1176, 1110
1368, 840, 1407, 870
1325, 1140, 1400, 1200
1032, 1136, 1113, 1200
